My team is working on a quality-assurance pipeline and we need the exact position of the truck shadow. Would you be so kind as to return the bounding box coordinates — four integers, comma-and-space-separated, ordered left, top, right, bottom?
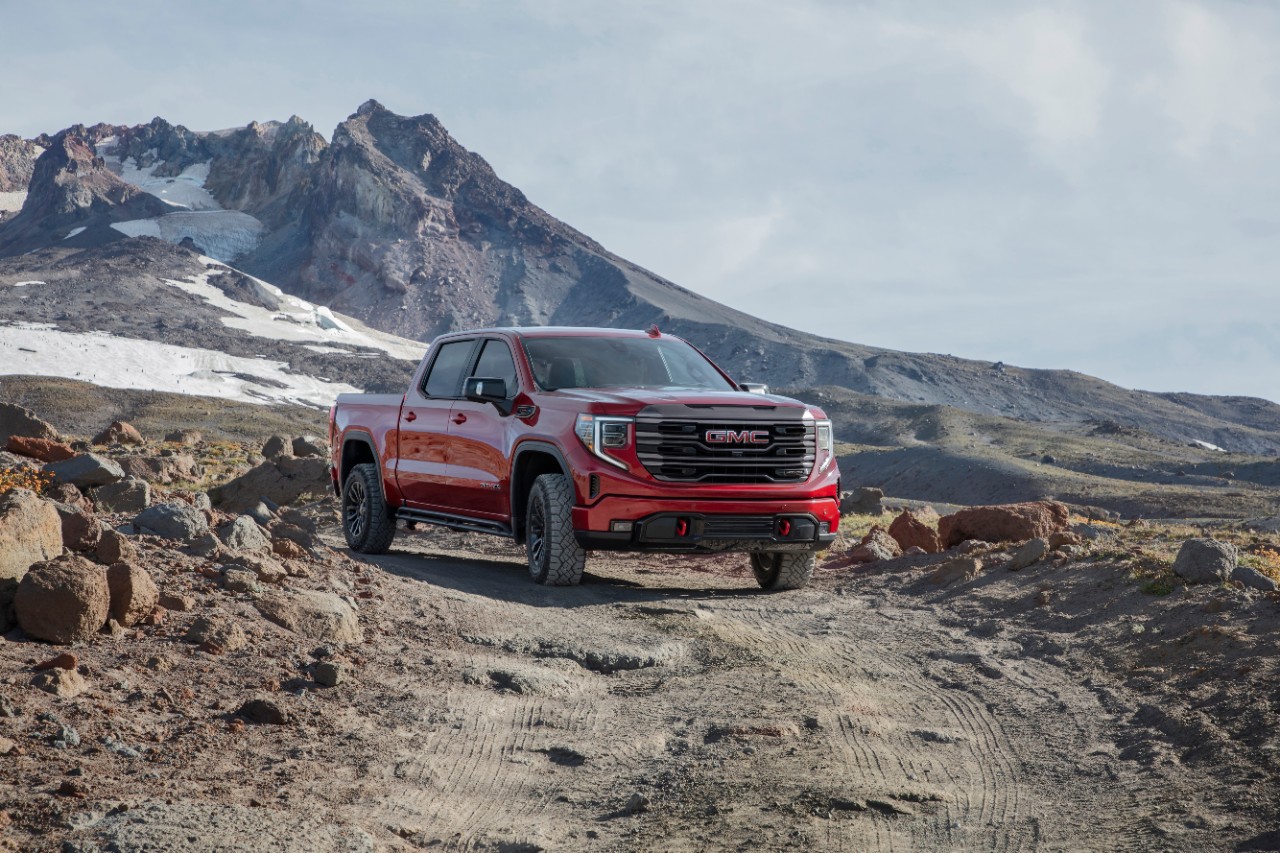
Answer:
348, 546, 769, 609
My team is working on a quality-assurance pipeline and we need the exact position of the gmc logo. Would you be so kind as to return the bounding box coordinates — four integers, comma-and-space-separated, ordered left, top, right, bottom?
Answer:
705, 429, 769, 445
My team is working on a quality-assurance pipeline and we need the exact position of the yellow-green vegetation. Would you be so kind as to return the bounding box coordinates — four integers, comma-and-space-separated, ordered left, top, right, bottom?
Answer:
1241, 547, 1280, 583
0, 466, 52, 496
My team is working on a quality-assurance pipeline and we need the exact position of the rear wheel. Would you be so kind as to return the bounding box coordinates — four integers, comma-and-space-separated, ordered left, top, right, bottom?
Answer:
751, 552, 815, 590
342, 463, 396, 554
527, 473, 586, 586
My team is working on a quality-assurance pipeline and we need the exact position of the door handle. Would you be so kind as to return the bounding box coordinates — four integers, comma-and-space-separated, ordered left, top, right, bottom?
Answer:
404, 411, 417, 422
451, 413, 468, 425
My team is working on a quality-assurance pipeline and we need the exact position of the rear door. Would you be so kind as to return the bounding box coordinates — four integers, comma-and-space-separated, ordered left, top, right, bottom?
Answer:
396, 338, 477, 509
441, 337, 520, 519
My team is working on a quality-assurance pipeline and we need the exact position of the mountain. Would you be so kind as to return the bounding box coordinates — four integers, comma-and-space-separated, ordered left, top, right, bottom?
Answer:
0, 101, 1278, 518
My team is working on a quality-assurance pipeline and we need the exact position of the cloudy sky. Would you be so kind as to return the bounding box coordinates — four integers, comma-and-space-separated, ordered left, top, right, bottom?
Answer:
4, 0, 1278, 401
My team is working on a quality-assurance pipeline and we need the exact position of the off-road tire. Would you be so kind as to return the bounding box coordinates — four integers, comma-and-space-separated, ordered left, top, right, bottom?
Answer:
751, 551, 815, 591
526, 473, 586, 586
342, 462, 396, 554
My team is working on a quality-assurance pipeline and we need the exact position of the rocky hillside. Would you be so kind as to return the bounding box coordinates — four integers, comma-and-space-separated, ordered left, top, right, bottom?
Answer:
1, 103, 1279, 458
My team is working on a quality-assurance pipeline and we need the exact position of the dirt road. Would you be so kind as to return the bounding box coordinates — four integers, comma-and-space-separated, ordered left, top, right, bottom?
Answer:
16, 524, 1277, 852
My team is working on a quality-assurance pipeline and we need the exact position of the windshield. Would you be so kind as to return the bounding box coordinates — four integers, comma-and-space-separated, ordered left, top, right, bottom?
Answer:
522, 335, 736, 392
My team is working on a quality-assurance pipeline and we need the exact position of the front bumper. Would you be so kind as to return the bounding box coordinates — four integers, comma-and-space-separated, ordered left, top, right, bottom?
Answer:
572, 496, 839, 553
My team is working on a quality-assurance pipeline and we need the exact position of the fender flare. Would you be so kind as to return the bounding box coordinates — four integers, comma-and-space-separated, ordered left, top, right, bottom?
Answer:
339, 430, 387, 503
510, 440, 572, 539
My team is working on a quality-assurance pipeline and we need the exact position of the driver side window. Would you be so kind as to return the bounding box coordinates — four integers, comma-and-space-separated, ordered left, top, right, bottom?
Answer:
473, 339, 518, 396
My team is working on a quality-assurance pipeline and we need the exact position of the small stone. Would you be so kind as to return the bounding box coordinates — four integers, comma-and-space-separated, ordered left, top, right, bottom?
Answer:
218, 515, 271, 553
315, 661, 344, 687
33, 652, 77, 672
956, 540, 988, 554
31, 669, 88, 698
94, 528, 136, 565
246, 502, 276, 526
91, 478, 151, 513
625, 792, 651, 815
164, 429, 203, 446
106, 562, 159, 627
261, 436, 291, 459
158, 591, 196, 612
134, 503, 209, 541
222, 553, 287, 584
1049, 531, 1082, 551
291, 435, 328, 457
44, 454, 125, 489
92, 421, 144, 446
929, 557, 983, 586
272, 538, 307, 560
1007, 538, 1049, 571
903, 546, 927, 556
222, 569, 259, 594
185, 615, 247, 652
0, 736, 15, 755
1232, 565, 1278, 592
56, 778, 89, 798
237, 697, 288, 724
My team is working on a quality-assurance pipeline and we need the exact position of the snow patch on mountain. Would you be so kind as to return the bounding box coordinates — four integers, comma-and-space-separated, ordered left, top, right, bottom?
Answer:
0, 322, 360, 408
0, 191, 25, 212
111, 210, 265, 262
64, 227, 86, 239
162, 258, 422, 361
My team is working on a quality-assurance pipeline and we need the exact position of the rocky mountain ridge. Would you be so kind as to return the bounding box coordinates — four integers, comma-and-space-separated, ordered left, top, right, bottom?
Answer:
2, 102, 1280, 460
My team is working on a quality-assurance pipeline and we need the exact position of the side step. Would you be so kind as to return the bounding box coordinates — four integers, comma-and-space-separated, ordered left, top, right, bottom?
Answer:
395, 507, 513, 538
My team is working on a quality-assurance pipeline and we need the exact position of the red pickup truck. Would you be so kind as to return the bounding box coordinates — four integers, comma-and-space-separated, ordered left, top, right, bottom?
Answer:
328, 326, 840, 590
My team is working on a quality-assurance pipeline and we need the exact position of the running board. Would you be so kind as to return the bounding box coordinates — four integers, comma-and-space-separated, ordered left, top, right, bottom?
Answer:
395, 507, 513, 538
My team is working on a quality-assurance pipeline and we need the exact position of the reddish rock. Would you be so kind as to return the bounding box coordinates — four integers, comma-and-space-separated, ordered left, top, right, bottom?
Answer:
33, 652, 77, 671
92, 421, 144, 446
60, 508, 104, 553
46, 482, 92, 512
94, 528, 135, 565
1049, 531, 1083, 551
272, 538, 307, 560
14, 555, 110, 644
888, 510, 941, 554
0, 489, 64, 583
930, 557, 983, 585
106, 562, 159, 627
938, 502, 1070, 548
5, 436, 74, 463
846, 525, 903, 564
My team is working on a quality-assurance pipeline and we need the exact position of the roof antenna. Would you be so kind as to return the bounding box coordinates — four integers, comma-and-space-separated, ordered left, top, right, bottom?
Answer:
647, 324, 661, 338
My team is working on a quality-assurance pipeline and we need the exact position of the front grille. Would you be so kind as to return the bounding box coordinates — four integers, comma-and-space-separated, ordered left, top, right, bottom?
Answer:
635, 417, 816, 484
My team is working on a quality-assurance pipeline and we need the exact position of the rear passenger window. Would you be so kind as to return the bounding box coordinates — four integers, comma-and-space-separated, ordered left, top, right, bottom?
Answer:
473, 340, 518, 396
423, 340, 474, 398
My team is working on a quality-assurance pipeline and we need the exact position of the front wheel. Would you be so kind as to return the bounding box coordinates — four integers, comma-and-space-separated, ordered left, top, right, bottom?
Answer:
751, 552, 815, 591
342, 463, 396, 554
526, 473, 586, 586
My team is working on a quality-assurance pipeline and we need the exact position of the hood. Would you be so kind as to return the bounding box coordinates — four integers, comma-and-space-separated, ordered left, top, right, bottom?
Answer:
541, 387, 826, 417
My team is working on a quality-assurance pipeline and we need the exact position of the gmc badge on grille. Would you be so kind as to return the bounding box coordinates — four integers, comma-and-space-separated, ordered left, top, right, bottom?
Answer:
705, 429, 769, 444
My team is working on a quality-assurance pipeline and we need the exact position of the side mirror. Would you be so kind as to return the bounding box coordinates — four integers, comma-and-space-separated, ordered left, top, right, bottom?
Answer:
464, 376, 512, 414
739, 382, 769, 395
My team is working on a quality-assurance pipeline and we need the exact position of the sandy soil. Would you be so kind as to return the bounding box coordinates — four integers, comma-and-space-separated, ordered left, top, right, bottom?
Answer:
2, 521, 1278, 852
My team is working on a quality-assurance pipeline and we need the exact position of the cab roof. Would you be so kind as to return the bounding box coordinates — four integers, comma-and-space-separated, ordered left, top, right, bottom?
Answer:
438, 326, 673, 341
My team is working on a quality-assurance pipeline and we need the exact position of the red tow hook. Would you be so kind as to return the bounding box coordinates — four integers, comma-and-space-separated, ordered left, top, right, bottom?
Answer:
778, 519, 792, 537
675, 518, 689, 537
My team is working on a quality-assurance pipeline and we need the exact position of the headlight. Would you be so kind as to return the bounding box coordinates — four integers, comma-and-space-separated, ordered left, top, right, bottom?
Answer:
575, 414, 632, 469
816, 419, 834, 472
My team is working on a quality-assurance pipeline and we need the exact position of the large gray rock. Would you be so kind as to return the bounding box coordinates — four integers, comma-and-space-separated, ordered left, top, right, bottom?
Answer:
262, 435, 291, 459
1232, 564, 1278, 592
255, 590, 362, 644
1007, 537, 1049, 571
210, 456, 330, 513
0, 488, 63, 582
134, 502, 210, 540
1172, 538, 1237, 584
14, 555, 110, 644
840, 486, 884, 516
0, 403, 57, 445
91, 477, 151, 513
292, 435, 328, 458
45, 453, 125, 489
217, 515, 271, 553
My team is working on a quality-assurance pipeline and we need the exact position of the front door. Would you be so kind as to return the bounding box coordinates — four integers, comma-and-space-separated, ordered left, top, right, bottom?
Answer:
442, 338, 520, 519
396, 338, 477, 509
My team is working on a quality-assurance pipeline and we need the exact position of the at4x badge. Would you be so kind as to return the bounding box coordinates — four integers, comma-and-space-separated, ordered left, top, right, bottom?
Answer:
704, 429, 769, 445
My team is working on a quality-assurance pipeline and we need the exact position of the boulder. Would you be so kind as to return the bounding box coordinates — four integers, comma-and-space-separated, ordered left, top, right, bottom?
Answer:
839, 486, 884, 516
164, 429, 203, 446
845, 525, 902, 564
1007, 538, 1049, 571
223, 552, 288, 584
1232, 565, 1278, 592
255, 590, 362, 644
292, 435, 328, 458
262, 435, 291, 459
31, 668, 88, 698
938, 501, 1070, 548
210, 456, 330, 513
134, 503, 209, 540
888, 510, 941, 554
92, 421, 144, 446
45, 482, 92, 512
44, 454, 125, 490
0, 489, 63, 582
5, 436, 74, 463
246, 501, 276, 526
218, 515, 271, 553
929, 557, 983, 585
90, 478, 151, 513
1049, 531, 1083, 551
185, 615, 247, 652
222, 569, 259, 594
106, 562, 159, 627
14, 555, 110, 644
0, 403, 57, 445
95, 528, 135, 565
57, 505, 105, 553
117, 454, 203, 485
1172, 538, 1237, 584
